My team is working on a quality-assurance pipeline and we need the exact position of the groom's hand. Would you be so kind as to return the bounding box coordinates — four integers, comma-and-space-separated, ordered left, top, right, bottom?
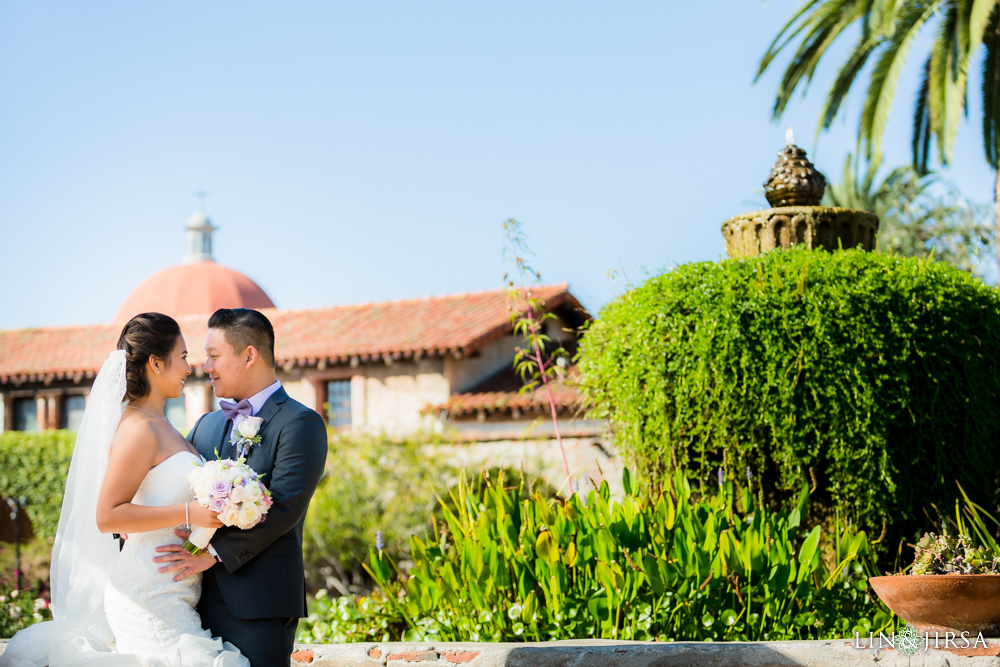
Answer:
154, 529, 216, 581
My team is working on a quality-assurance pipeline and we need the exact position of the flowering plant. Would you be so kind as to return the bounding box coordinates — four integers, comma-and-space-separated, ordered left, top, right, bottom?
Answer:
232, 416, 264, 458
183, 455, 273, 556
0, 582, 51, 638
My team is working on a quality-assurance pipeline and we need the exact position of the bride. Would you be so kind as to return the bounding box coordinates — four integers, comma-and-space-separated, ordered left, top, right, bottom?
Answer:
1, 313, 248, 667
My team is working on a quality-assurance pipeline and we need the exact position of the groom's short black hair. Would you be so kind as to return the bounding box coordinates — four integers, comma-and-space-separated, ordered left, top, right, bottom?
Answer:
208, 308, 276, 368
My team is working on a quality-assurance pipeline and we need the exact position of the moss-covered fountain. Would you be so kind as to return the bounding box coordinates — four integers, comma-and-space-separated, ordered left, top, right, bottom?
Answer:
721, 131, 879, 258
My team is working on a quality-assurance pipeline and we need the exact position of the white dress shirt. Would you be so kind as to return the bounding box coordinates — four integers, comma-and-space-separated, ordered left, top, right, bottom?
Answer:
229, 380, 282, 441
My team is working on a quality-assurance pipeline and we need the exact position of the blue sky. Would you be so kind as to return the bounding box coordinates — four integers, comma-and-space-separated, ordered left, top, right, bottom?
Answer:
1, 1, 995, 329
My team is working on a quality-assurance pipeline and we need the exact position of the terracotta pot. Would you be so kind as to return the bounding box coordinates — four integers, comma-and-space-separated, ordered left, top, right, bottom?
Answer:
869, 574, 1000, 635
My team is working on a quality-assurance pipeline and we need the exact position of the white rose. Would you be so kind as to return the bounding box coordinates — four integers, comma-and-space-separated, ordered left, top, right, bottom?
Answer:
220, 505, 240, 526
238, 416, 263, 439
229, 485, 246, 503
190, 483, 208, 504
237, 503, 260, 527
243, 484, 262, 503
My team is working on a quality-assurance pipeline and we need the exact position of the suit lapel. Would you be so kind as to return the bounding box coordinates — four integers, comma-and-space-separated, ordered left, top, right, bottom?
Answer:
254, 387, 288, 443
216, 416, 234, 460
204, 387, 287, 462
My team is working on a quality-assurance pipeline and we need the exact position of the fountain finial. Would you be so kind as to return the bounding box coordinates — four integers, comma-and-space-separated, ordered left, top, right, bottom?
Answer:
763, 140, 826, 207
785, 126, 794, 145
721, 135, 878, 259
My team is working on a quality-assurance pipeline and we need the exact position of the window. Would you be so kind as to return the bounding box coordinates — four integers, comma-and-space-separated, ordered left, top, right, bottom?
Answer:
61, 395, 86, 431
326, 380, 351, 428
13, 398, 38, 432
165, 396, 187, 431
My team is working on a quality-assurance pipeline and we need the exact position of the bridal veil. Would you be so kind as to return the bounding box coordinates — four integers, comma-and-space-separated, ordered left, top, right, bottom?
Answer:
1, 350, 128, 666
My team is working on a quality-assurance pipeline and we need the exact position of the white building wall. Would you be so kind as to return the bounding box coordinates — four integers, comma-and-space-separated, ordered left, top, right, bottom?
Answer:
282, 376, 317, 413
359, 358, 449, 435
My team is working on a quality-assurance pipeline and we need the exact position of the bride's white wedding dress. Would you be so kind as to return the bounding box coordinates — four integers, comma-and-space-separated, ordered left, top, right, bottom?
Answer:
0, 351, 248, 667
103, 451, 246, 665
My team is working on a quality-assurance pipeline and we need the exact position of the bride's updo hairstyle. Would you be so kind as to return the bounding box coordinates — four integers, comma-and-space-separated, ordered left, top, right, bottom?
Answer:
117, 312, 182, 401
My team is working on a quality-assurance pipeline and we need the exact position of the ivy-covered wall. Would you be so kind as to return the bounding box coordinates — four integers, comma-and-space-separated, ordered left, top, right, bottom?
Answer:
578, 247, 1000, 543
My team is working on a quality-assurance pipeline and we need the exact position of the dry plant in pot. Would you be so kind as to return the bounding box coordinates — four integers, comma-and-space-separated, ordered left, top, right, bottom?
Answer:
870, 490, 1000, 636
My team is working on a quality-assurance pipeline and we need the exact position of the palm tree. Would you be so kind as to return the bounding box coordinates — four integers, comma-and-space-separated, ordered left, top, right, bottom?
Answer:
824, 154, 928, 211
826, 154, 995, 272
757, 0, 1000, 268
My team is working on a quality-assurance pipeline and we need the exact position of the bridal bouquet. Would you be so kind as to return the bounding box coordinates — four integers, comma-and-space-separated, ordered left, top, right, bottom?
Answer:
182, 457, 273, 556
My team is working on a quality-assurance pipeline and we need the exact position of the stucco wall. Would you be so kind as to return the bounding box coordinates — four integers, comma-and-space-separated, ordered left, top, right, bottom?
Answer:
445, 319, 574, 395
282, 376, 318, 414
356, 358, 450, 435
446, 336, 518, 394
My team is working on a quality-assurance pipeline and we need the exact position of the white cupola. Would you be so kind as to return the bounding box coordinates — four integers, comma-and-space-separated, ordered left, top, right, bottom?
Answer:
184, 209, 217, 263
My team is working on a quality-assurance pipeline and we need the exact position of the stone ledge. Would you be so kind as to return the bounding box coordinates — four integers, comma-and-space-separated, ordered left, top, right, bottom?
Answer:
4, 638, 1000, 666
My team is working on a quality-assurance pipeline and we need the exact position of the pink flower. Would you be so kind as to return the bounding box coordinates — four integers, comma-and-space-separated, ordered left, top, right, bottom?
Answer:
211, 480, 233, 497
209, 497, 228, 512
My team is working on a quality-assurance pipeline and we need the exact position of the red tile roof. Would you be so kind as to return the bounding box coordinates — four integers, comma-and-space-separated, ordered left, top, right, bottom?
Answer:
0, 285, 585, 383
430, 382, 585, 418
427, 366, 587, 418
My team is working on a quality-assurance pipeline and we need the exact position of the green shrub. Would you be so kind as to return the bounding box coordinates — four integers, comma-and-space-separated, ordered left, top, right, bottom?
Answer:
303, 432, 452, 594
0, 580, 52, 639
577, 248, 1000, 546
0, 431, 75, 540
297, 589, 406, 643
350, 468, 888, 642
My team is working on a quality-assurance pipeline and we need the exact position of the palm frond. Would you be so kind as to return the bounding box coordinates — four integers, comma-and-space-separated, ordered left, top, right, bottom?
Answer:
823, 153, 859, 207
860, 0, 941, 162
771, 0, 867, 119
861, 153, 884, 195
818, 34, 881, 132
913, 56, 935, 172
981, 6, 1000, 167
861, 0, 879, 37
927, 2, 970, 165
758, 0, 827, 80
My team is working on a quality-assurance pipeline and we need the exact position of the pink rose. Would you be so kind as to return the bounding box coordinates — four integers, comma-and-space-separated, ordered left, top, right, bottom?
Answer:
211, 480, 233, 498
209, 497, 228, 513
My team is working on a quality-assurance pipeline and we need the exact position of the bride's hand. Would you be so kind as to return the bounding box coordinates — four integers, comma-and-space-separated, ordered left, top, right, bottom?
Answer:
187, 501, 224, 529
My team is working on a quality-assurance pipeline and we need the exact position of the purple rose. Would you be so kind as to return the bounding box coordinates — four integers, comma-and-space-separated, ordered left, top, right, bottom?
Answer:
209, 497, 228, 512
211, 480, 233, 498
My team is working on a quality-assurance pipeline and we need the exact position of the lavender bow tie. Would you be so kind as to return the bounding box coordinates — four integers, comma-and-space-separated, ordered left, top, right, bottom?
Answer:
220, 399, 253, 421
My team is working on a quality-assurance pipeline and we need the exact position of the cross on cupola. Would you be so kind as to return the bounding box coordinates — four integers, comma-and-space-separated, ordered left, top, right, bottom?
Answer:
184, 189, 218, 263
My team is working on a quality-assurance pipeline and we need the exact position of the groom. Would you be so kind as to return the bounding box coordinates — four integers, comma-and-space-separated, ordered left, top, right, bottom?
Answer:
154, 308, 328, 666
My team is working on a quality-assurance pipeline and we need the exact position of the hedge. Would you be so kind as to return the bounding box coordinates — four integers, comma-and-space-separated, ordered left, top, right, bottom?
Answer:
0, 431, 76, 540
577, 247, 1000, 545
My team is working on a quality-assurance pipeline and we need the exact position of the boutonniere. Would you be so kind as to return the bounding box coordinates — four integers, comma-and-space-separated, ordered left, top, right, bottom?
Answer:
232, 416, 264, 459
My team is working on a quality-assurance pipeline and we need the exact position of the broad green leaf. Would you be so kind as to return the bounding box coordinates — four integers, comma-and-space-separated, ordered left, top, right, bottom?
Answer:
535, 531, 560, 564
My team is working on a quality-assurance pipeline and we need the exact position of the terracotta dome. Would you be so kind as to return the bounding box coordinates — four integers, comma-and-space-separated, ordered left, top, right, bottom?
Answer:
115, 261, 275, 323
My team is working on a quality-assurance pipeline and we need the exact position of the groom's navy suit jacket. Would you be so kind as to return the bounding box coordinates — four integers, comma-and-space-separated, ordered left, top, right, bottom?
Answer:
187, 387, 327, 620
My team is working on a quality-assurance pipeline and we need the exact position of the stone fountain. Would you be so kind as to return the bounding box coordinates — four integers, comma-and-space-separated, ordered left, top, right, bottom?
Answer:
721, 130, 879, 258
